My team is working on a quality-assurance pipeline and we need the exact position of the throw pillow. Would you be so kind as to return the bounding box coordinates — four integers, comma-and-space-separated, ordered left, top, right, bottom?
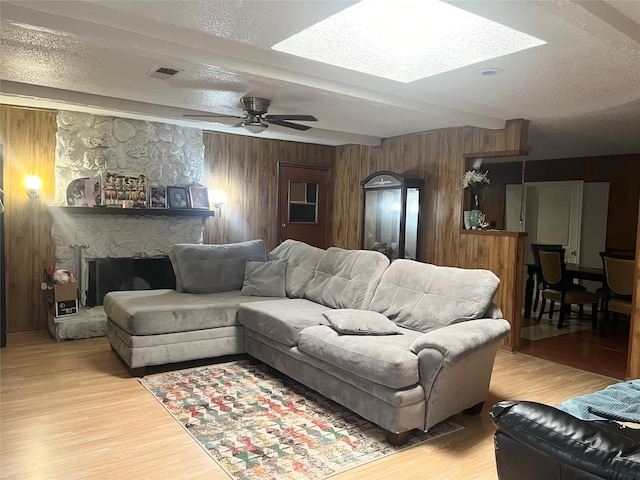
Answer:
241, 259, 286, 297
322, 309, 402, 335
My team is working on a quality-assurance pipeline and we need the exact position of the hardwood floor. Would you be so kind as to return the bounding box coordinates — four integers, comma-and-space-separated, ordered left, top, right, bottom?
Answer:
519, 309, 630, 379
1, 332, 618, 480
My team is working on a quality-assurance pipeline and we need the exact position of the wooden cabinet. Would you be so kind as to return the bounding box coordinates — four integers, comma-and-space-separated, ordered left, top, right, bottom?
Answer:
360, 171, 424, 261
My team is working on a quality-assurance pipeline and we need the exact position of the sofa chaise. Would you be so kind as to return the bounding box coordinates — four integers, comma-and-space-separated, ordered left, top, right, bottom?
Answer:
104, 239, 510, 444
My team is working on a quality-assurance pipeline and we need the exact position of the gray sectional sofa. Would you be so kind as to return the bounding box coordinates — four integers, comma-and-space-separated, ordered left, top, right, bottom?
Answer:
104, 239, 510, 445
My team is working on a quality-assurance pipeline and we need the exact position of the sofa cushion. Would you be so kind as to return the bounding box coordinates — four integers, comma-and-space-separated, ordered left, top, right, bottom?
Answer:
304, 247, 390, 310
322, 309, 402, 335
298, 325, 420, 389
268, 239, 326, 298
104, 289, 279, 336
241, 260, 286, 297
238, 299, 329, 346
368, 259, 500, 333
169, 240, 266, 293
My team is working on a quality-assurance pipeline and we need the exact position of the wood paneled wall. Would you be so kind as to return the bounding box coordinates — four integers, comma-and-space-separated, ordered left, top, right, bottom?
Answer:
327, 121, 529, 351
1, 106, 57, 333
331, 119, 529, 267
201, 132, 335, 251
0, 114, 528, 332
459, 231, 527, 351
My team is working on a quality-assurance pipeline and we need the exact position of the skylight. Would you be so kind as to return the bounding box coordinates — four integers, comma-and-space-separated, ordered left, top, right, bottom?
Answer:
272, 0, 546, 83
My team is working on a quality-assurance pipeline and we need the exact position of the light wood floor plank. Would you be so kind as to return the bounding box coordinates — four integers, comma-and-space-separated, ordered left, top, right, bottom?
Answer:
1, 332, 617, 480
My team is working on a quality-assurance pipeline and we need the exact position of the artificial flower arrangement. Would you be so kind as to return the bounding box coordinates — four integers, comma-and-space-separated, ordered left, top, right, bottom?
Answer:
462, 159, 490, 199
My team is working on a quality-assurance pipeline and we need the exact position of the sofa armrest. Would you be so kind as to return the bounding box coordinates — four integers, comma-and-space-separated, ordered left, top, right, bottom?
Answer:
490, 400, 640, 479
409, 318, 510, 361
410, 318, 510, 431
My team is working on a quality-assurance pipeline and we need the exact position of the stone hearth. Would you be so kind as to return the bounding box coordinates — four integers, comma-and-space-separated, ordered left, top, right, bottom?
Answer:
49, 307, 109, 341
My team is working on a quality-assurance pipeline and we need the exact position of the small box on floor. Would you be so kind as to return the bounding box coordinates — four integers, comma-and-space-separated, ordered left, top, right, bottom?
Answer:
54, 281, 78, 317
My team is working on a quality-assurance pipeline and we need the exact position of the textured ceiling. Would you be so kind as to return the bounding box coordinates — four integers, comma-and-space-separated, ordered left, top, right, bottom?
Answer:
1, 0, 639, 161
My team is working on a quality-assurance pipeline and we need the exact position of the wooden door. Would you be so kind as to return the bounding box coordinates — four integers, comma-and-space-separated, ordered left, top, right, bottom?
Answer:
278, 163, 330, 249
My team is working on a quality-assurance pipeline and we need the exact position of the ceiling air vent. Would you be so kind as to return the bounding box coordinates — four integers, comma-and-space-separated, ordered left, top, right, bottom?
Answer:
147, 67, 180, 80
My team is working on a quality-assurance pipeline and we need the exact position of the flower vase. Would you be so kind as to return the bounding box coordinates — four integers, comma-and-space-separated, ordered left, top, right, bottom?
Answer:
469, 194, 482, 229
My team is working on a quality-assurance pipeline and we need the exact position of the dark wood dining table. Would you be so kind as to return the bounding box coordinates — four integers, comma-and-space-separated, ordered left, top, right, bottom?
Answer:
524, 263, 605, 319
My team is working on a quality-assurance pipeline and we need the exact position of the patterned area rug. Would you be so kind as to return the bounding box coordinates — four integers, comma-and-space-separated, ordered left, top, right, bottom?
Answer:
140, 361, 462, 480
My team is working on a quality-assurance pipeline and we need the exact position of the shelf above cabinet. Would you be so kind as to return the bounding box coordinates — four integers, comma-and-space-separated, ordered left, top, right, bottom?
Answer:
47, 206, 215, 218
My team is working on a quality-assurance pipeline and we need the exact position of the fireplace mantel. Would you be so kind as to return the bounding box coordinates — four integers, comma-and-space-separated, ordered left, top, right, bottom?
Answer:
47, 205, 215, 218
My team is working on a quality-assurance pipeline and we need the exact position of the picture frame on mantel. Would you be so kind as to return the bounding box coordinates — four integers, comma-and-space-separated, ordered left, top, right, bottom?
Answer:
167, 186, 190, 209
188, 185, 209, 209
149, 186, 167, 209
66, 175, 102, 207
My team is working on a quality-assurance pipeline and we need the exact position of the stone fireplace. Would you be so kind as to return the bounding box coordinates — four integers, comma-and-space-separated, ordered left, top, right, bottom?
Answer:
50, 213, 203, 306
48, 111, 206, 339
85, 257, 175, 307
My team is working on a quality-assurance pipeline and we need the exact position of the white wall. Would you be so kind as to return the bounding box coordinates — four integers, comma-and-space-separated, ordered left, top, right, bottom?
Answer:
580, 182, 610, 292
580, 183, 610, 268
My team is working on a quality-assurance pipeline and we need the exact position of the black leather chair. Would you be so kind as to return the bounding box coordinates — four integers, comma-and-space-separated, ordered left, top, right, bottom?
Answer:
491, 400, 640, 480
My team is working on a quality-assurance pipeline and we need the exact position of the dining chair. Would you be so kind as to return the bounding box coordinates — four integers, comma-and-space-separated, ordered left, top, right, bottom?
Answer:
537, 248, 599, 329
599, 252, 635, 336
530, 243, 563, 313
604, 247, 635, 258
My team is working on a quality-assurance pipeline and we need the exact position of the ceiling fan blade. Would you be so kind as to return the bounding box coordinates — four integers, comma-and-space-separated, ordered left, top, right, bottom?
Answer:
265, 114, 317, 122
183, 114, 244, 120
267, 119, 313, 131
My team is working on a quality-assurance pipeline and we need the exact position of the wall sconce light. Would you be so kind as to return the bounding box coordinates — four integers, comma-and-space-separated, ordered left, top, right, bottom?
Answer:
210, 189, 227, 217
24, 175, 43, 206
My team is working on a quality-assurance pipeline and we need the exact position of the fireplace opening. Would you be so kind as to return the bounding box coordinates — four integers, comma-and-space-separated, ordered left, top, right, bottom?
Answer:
86, 257, 176, 307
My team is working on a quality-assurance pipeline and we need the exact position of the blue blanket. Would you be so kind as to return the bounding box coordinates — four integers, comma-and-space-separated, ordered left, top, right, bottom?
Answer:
558, 379, 640, 423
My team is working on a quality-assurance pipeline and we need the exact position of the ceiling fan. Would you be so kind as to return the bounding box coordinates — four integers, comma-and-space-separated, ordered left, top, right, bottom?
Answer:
184, 97, 317, 132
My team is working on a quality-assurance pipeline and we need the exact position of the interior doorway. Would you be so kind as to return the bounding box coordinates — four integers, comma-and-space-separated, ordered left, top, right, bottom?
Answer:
506, 180, 627, 377
278, 163, 330, 249
506, 180, 586, 264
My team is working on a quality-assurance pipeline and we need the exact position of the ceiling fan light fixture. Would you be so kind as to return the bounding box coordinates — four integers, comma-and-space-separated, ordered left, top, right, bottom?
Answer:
242, 120, 268, 134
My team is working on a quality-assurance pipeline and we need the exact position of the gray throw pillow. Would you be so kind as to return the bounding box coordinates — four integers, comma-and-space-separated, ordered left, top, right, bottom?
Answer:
241, 260, 286, 297
322, 309, 402, 335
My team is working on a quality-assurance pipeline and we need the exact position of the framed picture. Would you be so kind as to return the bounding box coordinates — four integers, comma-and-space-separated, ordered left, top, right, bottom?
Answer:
149, 186, 167, 209
102, 172, 147, 208
66, 175, 102, 207
167, 186, 190, 209
188, 185, 209, 209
